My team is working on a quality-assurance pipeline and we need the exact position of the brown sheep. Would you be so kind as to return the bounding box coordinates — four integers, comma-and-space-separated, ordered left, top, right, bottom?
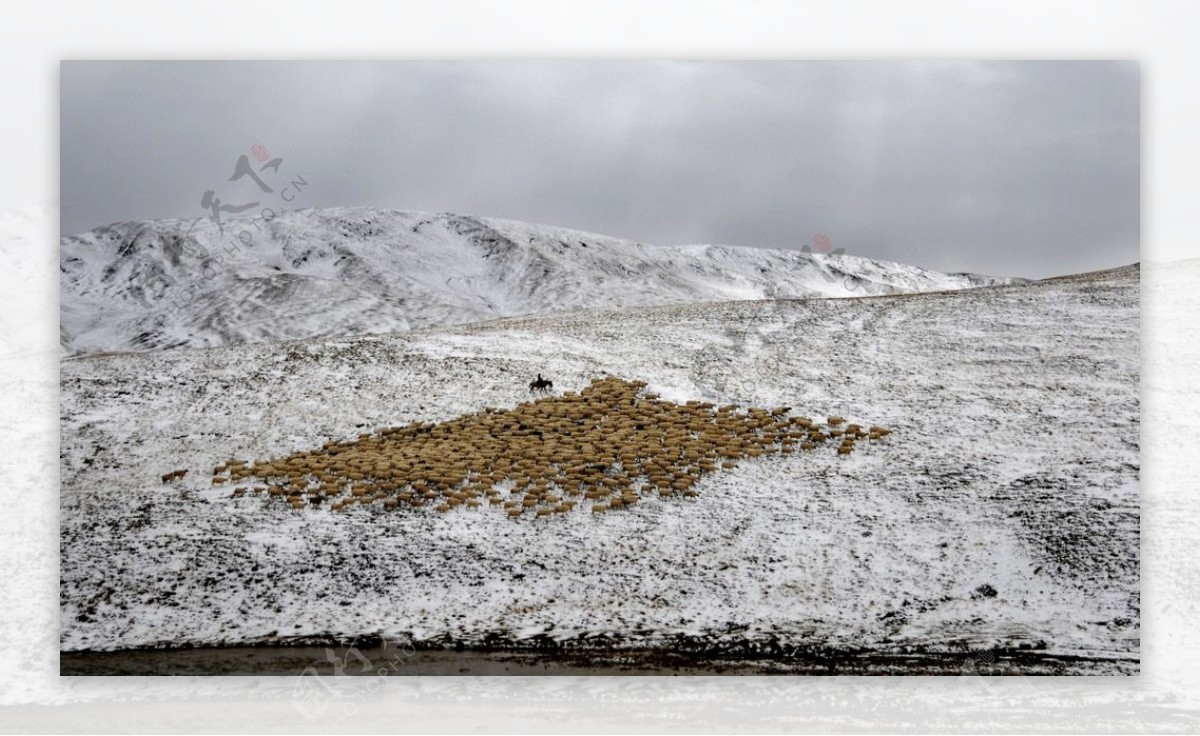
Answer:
226, 377, 887, 519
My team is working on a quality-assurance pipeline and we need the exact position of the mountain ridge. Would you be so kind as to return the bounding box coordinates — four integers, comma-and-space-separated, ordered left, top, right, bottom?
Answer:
60, 207, 1023, 355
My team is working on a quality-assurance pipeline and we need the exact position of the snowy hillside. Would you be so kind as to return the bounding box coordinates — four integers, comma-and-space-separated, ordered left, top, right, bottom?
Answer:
59, 265, 1138, 669
60, 208, 1019, 355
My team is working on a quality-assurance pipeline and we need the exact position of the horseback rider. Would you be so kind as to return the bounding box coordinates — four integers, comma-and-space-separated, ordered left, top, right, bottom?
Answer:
529, 373, 553, 394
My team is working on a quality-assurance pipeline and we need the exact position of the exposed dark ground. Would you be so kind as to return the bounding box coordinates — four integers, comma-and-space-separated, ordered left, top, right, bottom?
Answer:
61, 644, 1136, 676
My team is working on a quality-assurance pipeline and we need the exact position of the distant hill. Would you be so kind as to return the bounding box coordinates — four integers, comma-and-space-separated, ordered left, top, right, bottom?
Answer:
60, 207, 1020, 354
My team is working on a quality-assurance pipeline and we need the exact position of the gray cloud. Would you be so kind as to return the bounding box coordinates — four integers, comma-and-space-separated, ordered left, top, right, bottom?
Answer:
61, 60, 1138, 278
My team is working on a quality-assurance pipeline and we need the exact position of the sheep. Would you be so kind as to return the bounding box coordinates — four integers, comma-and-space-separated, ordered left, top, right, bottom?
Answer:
225, 376, 889, 519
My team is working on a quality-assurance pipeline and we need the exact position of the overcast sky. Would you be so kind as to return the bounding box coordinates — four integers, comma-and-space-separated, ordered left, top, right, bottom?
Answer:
60, 60, 1138, 278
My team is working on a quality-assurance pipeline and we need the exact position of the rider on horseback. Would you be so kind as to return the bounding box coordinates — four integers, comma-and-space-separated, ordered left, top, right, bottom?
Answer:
529, 373, 553, 394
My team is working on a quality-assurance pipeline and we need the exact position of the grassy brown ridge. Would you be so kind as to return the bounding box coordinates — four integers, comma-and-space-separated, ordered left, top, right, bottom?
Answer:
201, 376, 890, 518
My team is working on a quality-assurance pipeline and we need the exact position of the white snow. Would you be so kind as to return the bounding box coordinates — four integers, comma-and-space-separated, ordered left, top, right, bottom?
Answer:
59, 207, 1021, 355
59, 264, 1138, 661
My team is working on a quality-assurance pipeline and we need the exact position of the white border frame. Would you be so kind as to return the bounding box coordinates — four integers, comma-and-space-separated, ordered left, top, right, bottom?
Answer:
3, 1, 1197, 732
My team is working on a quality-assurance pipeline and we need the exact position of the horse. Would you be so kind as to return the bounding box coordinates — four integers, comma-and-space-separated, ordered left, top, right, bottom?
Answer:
528, 373, 553, 394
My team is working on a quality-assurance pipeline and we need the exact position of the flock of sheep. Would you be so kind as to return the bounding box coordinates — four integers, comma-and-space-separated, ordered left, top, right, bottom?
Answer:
196, 376, 891, 518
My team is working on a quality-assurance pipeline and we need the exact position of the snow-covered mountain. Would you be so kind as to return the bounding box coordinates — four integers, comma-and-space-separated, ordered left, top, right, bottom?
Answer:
59, 264, 1139, 666
60, 207, 1019, 355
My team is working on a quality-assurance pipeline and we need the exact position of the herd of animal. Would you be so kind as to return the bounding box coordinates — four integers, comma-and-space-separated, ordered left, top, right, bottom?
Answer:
165, 375, 891, 518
